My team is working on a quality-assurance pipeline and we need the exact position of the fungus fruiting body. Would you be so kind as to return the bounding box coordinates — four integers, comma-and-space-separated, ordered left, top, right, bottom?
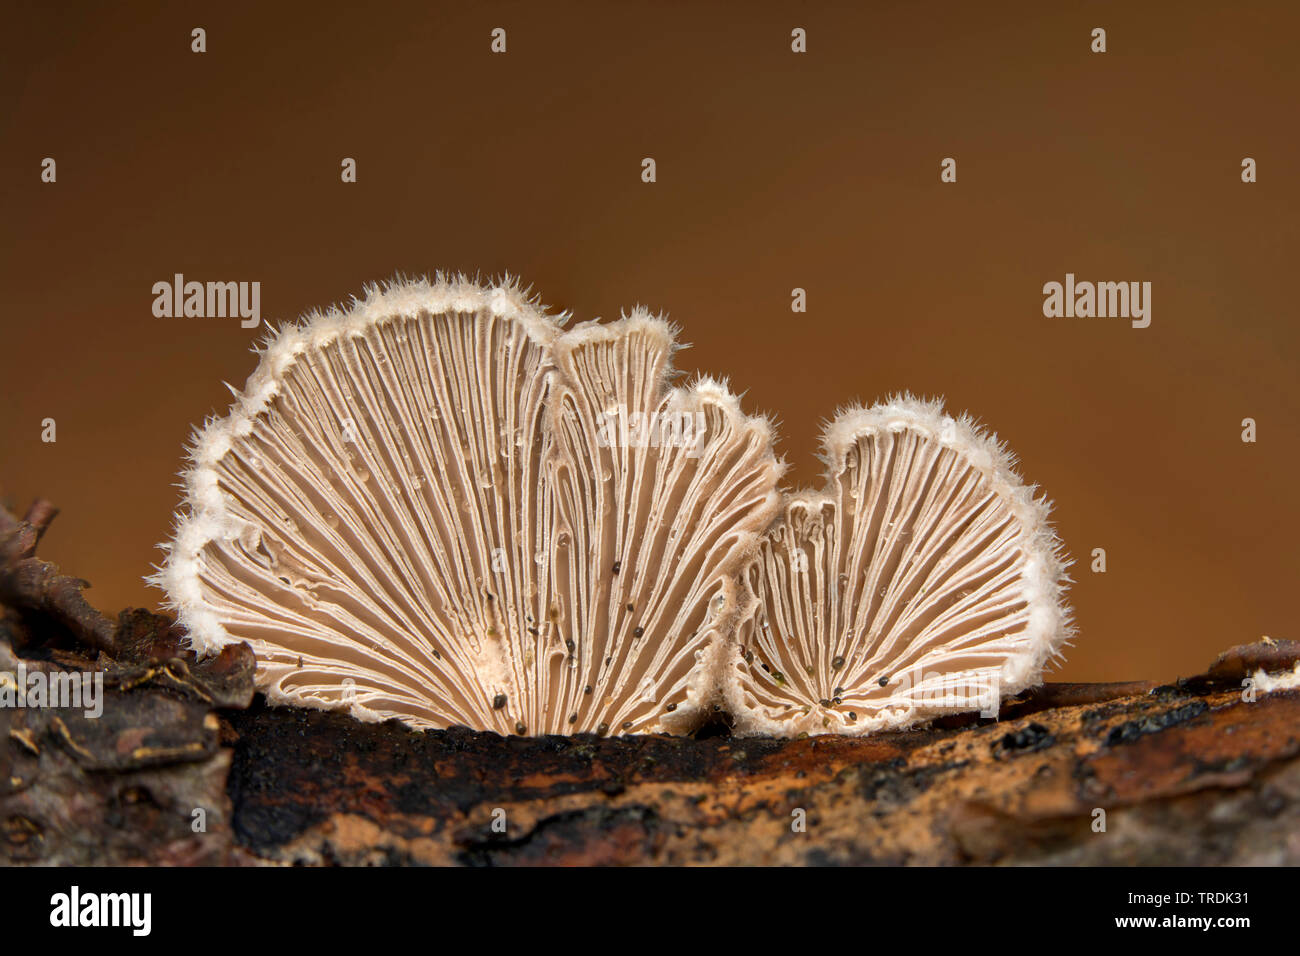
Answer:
153, 276, 782, 734
1254, 662, 1300, 694
545, 317, 784, 733
154, 277, 1072, 738
722, 397, 1071, 737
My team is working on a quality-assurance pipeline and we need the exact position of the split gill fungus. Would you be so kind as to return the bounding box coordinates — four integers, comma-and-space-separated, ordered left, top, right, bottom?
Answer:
152, 275, 1074, 738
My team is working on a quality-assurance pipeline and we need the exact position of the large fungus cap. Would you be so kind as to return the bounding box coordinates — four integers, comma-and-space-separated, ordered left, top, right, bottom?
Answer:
723, 395, 1072, 737
152, 276, 782, 735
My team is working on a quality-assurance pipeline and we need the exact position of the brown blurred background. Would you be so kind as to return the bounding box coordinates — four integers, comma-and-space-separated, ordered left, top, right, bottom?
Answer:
2, 1, 1296, 682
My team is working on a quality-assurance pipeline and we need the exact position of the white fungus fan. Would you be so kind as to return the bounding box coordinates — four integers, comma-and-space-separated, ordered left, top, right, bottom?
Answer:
151, 275, 783, 735
722, 395, 1073, 737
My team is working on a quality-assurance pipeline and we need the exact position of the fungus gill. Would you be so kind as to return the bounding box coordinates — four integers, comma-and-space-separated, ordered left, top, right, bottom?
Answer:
722, 396, 1072, 736
154, 278, 1073, 738
151, 276, 783, 734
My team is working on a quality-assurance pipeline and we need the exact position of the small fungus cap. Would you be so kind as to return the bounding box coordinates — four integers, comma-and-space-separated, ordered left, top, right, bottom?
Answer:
723, 395, 1073, 737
